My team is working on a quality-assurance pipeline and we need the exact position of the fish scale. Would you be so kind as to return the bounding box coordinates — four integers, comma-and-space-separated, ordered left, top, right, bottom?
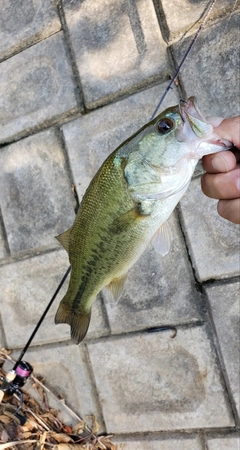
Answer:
55, 98, 231, 344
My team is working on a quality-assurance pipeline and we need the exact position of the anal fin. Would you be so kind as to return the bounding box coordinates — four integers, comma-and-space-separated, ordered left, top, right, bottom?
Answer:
103, 274, 127, 305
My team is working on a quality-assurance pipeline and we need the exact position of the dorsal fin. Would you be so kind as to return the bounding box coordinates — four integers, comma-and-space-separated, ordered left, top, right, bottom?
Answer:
56, 227, 72, 254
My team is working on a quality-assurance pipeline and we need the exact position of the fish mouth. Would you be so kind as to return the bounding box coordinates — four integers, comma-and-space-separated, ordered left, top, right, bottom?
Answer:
178, 97, 232, 156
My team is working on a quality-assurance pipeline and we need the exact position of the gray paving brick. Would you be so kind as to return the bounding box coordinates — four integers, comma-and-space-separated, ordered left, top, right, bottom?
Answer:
7, 344, 105, 431
0, 215, 8, 260
104, 212, 202, 334
160, 0, 236, 41
87, 293, 109, 341
0, 128, 76, 255
0, 32, 79, 144
62, 82, 179, 202
0, 239, 6, 261
0, 0, 61, 61
0, 250, 108, 348
171, 12, 240, 117
113, 436, 203, 450
62, 0, 169, 108
179, 178, 240, 282
204, 282, 240, 418
207, 435, 240, 450
0, 325, 5, 349
87, 326, 233, 433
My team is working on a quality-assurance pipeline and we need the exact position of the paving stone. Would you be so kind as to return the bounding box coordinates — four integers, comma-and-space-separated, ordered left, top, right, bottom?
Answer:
113, 436, 203, 450
0, 0, 61, 61
0, 128, 76, 254
87, 294, 110, 341
103, 212, 203, 334
0, 214, 9, 260
0, 32, 79, 144
179, 178, 240, 282
0, 250, 108, 349
62, 0, 169, 107
0, 324, 6, 349
204, 282, 240, 417
6, 344, 105, 431
87, 325, 233, 433
160, 0, 237, 41
62, 82, 179, 202
171, 12, 240, 117
207, 435, 240, 450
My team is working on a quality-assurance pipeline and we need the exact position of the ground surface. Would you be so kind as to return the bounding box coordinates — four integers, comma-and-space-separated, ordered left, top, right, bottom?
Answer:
0, 0, 239, 448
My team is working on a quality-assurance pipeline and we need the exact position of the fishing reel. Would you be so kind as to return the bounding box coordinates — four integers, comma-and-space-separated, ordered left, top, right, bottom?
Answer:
0, 361, 33, 425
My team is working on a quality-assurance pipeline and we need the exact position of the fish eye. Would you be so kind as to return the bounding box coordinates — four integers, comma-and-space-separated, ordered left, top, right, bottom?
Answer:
157, 117, 175, 134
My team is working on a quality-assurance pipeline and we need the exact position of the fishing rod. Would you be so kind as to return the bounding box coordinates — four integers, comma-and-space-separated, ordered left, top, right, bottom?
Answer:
0, 0, 224, 422
0, 266, 71, 423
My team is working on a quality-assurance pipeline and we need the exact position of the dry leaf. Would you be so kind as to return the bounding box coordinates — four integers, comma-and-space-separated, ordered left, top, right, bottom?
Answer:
95, 436, 117, 450
39, 430, 47, 450
0, 439, 37, 449
0, 349, 12, 356
72, 421, 85, 434
18, 431, 37, 439
4, 421, 18, 441
91, 417, 100, 435
53, 444, 87, 450
1, 428, 9, 443
62, 425, 72, 434
0, 364, 116, 450
20, 420, 36, 432
50, 432, 74, 444
0, 416, 11, 425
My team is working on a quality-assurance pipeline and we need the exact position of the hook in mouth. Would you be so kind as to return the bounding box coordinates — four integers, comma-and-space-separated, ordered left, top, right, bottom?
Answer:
179, 98, 188, 122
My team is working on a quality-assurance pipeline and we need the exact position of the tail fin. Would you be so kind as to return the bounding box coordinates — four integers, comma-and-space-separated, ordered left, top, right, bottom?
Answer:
55, 303, 91, 344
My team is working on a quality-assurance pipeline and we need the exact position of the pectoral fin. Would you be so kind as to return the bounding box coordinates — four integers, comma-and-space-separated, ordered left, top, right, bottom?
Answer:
151, 221, 173, 256
104, 274, 127, 305
110, 205, 148, 234
56, 227, 72, 254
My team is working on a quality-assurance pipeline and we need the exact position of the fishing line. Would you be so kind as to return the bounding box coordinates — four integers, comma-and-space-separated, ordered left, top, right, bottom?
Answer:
150, 0, 219, 120
0, 266, 71, 405
12, 265, 71, 371
0, 0, 230, 408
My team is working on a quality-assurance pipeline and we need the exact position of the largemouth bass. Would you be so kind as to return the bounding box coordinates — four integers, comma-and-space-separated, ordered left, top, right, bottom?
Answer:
55, 97, 231, 344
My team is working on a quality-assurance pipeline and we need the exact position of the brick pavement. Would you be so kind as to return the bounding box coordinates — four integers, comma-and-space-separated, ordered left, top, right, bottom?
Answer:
0, 1, 239, 448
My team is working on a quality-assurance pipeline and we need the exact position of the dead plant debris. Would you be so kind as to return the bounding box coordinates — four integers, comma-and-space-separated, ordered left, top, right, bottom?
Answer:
0, 349, 116, 450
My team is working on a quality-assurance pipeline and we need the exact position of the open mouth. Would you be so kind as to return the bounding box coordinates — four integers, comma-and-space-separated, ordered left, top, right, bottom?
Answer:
178, 97, 232, 153
179, 97, 213, 139
174, 97, 233, 158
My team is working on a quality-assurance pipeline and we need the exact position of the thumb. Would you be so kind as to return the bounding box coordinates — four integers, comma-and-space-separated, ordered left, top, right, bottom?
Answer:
206, 116, 224, 127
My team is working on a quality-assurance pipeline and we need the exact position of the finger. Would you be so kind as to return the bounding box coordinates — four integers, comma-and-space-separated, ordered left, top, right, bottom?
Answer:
217, 198, 240, 224
206, 116, 224, 127
202, 151, 237, 174
214, 116, 240, 149
201, 167, 240, 199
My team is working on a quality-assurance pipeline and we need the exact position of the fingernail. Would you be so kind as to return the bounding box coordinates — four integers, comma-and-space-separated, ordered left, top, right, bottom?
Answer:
212, 154, 229, 172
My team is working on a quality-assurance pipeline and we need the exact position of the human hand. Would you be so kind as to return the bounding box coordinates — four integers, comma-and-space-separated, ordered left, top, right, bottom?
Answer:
201, 116, 240, 224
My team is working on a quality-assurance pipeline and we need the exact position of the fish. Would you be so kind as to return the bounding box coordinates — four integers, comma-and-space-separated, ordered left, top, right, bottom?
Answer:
55, 97, 231, 344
